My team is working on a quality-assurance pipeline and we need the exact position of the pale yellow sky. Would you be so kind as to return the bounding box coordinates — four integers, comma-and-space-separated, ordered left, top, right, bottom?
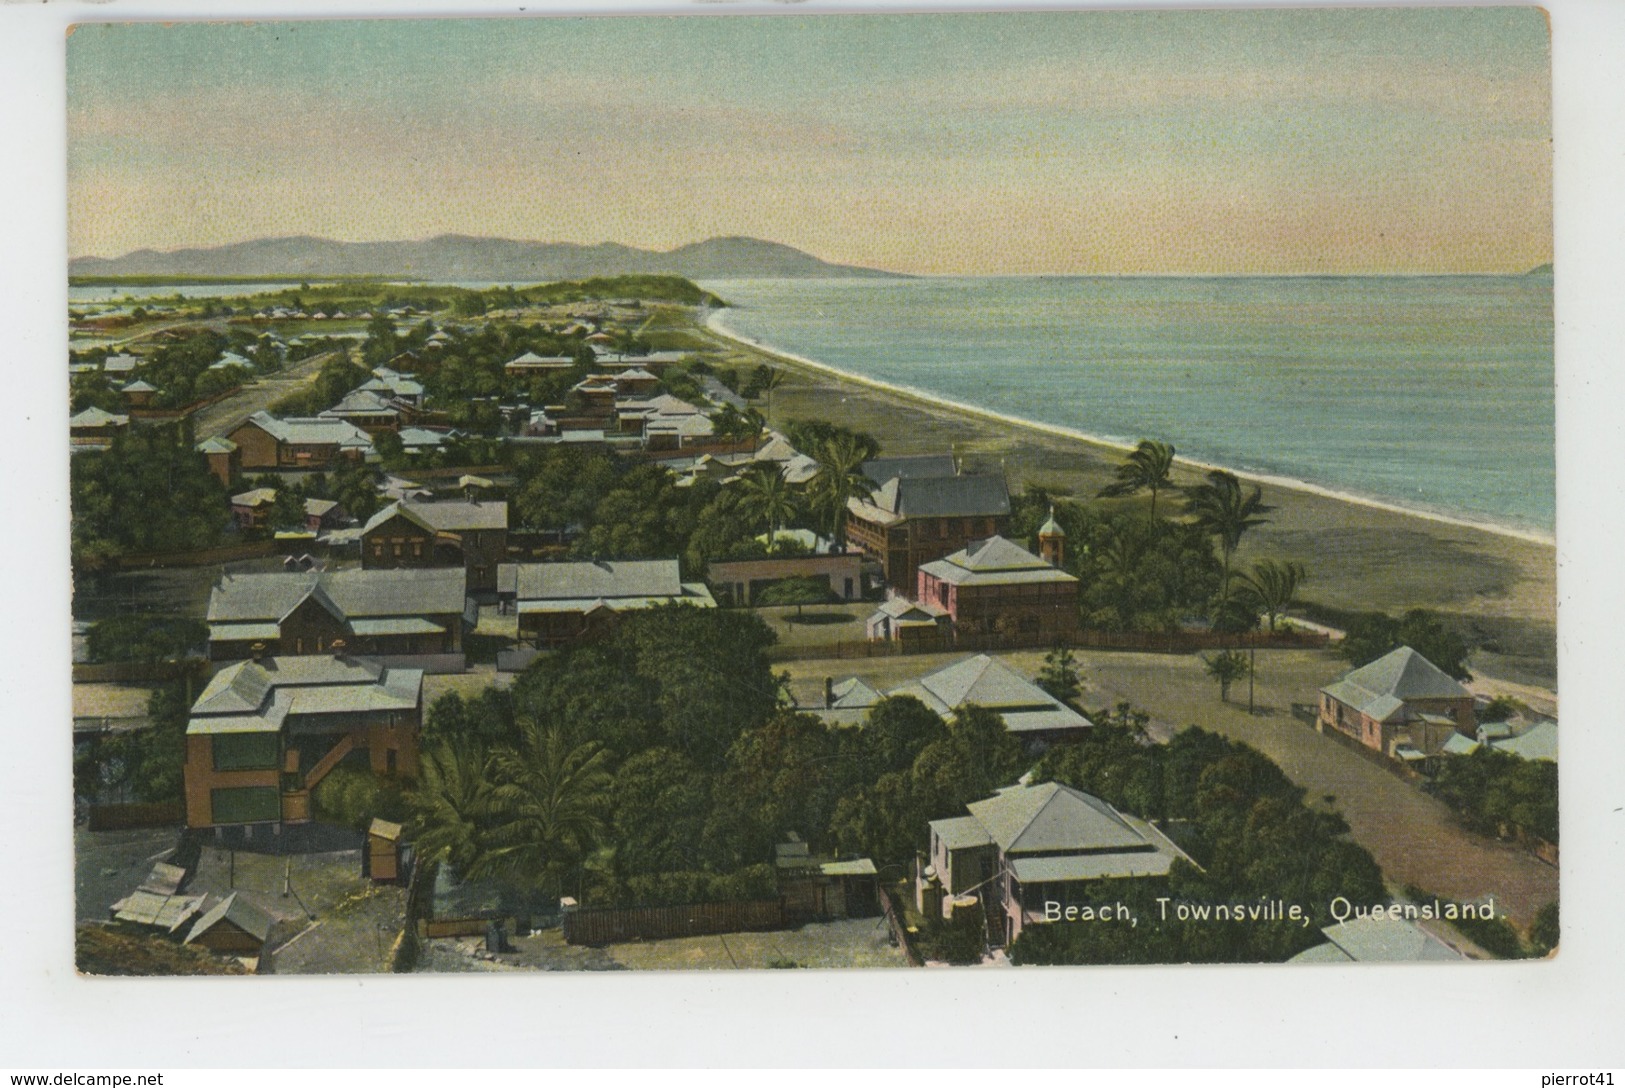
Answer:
67, 10, 1552, 275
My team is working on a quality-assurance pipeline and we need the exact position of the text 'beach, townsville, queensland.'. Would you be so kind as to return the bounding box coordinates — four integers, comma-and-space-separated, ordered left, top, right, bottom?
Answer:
705, 273, 1555, 538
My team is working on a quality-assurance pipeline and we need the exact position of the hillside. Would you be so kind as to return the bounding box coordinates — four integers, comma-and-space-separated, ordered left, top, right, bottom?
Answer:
69, 234, 900, 282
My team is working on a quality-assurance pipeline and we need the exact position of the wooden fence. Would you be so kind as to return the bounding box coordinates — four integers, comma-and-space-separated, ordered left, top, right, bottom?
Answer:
73, 659, 205, 684
562, 898, 787, 946
91, 540, 280, 573
87, 800, 184, 831
877, 886, 922, 967
770, 627, 1329, 663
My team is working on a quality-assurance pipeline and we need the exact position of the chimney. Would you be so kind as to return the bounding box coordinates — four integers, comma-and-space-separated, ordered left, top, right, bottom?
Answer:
250, 641, 268, 662
330, 638, 347, 660
824, 676, 835, 709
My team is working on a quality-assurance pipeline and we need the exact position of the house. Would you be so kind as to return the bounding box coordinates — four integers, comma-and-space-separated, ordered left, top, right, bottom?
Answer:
227, 411, 373, 470
69, 405, 130, 452
707, 551, 867, 606
397, 427, 450, 454
302, 497, 349, 533
120, 379, 160, 408
183, 893, 277, 956
774, 838, 880, 921
320, 388, 414, 433
865, 595, 950, 646
1440, 716, 1558, 763
101, 352, 144, 377
1318, 646, 1476, 759
922, 781, 1194, 947
846, 458, 1012, 590
1288, 915, 1468, 963
182, 654, 423, 833
360, 499, 509, 594
196, 436, 240, 487
206, 566, 472, 670
229, 487, 279, 531
608, 366, 661, 395
814, 653, 1091, 745
497, 558, 717, 647
505, 350, 579, 376
914, 534, 1079, 642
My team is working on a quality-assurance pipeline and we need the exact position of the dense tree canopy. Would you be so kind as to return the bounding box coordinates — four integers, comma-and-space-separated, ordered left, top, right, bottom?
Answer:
71, 423, 228, 567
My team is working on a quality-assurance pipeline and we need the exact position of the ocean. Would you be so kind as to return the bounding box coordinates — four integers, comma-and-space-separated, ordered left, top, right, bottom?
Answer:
701, 275, 1555, 537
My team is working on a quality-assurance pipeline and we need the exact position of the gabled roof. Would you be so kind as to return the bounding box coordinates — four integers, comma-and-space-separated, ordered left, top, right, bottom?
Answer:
188, 656, 422, 734
1321, 646, 1469, 722
208, 567, 468, 624
1494, 719, 1558, 762
362, 499, 508, 536
184, 892, 276, 945
503, 559, 684, 601
238, 411, 373, 449
121, 379, 159, 393
196, 436, 237, 454
852, 473, 1011, 521
231, 487, 277, 507
860, 454, 958, 484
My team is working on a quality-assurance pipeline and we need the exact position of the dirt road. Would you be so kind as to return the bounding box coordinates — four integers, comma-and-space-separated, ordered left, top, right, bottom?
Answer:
189, 350, 336, 440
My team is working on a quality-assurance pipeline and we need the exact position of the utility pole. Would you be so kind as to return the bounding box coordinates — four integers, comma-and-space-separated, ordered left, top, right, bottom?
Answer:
1248, 645, 1256, 715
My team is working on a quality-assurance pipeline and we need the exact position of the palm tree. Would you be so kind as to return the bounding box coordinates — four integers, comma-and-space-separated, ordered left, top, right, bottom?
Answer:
738, 463, 799, 552
477, 719, 613, 900
1098, 439, 1177, 519
1183, 469, 1272, 593
408, 737, 494, 877
1236, 558, 1307, 632
1203, 650, 1252, 703
807, 432, 875, 548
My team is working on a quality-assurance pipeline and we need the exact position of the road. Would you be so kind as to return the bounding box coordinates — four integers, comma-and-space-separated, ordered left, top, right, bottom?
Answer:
783, 646, 1559, 929
189, 350, 337, 441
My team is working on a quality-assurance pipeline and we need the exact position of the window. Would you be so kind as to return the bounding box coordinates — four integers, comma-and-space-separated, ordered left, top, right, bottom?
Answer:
210, 786, 280, 824
412, 542, 422, 558
393, 543, 403, 557
212, 732, 280, 771
370, 541, 383, 557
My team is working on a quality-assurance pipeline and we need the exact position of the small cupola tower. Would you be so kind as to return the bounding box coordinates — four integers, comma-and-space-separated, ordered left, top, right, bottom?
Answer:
1037, 506, 1066, 567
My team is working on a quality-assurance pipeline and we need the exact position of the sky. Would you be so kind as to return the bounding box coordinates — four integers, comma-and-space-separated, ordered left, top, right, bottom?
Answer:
66, 8, 1552, 275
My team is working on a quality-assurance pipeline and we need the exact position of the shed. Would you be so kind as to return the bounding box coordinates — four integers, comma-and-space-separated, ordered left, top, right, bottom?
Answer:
367, 817, 405, 883
184, 892, 276, 955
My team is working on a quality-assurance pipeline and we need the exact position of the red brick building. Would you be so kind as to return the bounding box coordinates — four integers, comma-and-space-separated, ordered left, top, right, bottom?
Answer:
361, 499, 509, 593
845, 457, 1012, 591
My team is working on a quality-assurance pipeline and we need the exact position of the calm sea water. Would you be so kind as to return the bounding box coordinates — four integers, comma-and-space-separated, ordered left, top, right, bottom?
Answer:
703, 275, 1555, 534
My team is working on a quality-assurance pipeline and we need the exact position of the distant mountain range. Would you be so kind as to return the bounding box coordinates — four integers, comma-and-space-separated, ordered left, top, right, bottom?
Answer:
68, 234, 901, 281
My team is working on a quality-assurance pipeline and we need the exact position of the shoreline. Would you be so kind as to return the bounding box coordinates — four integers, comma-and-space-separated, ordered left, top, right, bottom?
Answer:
704, 308, 1556, 550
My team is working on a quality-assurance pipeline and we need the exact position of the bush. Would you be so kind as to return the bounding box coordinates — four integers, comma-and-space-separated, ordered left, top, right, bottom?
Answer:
86, 615, 207, 664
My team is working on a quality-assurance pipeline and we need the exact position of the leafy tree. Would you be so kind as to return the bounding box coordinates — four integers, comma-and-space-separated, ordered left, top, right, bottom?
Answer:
753, 576, 831, 618
1340, 608, 1472, 680
856, 696, 948, 780
608, 748, 714, 877
1528, 901, 1559, 956
1182, 469, 1272, 594
705, 711, 845, 865
1097, 439, 1177, 519
1235, 558, 1306, 632
1427, 748, 1557, 843
736, 463, 799, 551
478, 718, 613, 900
806, 431, 877, 547
1036, 645, 1082, 704
268, 487, 306, 533
71, 423, 228, 568
86, 616, 207, 664
1202, 650, 1251, 703
409, 737, 494, 877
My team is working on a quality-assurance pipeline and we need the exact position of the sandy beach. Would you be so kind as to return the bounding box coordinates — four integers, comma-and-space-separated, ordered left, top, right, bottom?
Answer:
697, 312, 1558, 693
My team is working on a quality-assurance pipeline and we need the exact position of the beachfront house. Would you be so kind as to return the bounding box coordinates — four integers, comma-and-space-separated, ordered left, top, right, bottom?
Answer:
921, 781, 1194, 947
1318, 646, 1476, 762
913, 533, 1080, 643
845, 455, 1012, 591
